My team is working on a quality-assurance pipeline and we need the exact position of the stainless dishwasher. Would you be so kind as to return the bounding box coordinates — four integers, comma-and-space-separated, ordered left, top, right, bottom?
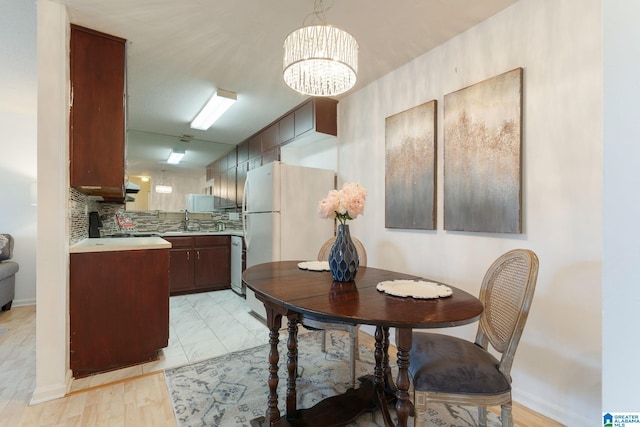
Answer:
230, 235, 244, 295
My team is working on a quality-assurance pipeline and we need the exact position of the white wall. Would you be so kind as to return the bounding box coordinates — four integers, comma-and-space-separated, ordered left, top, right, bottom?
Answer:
338, 0, 601, 425
602, 0, 640, 412
0, 0, 38, 307
32, 0, 72, 403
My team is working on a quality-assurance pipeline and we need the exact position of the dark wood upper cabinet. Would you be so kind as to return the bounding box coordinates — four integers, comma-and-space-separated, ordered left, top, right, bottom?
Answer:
205, 98, 337, 208
296, 97, 338, 139
69, 25, 126, 200
294, 101, 314, 137
226, 149, 237, 171
279, 113, 295, 144
237, 140, 249, 163
248, 134, 262, 160
236, 161, 248, 206
263, 123, 280, 151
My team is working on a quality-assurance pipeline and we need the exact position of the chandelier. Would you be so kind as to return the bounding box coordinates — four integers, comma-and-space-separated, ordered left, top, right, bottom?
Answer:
283, 1, 358, 97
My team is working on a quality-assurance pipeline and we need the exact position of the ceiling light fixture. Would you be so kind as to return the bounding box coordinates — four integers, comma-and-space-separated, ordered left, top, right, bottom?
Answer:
190, 89, 237, 130
155, 170, 172, 194
283, 0, 358, 96
155, 185, 173, 194
167, 148, 185, 164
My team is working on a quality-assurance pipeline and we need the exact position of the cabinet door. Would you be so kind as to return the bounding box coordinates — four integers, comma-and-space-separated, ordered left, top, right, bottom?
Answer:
236, 161, 248, 207
213, 168, 222, 208
262, 123, 280, 151
194, 246, 230, 290
218, 167, 228, 207
69, 25, 126, 198
225, 168, 236, 208
248, 134, 262, 159
169, 249, 194, 293
294, 100, 314, 137
194, 236, 230, 290
237, 140, 249, 163
226, 149, 237, 170
280, 112, 295, 143
70, 249, 169, 377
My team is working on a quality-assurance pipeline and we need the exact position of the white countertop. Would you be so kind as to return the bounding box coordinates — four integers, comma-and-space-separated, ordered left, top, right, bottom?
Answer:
70, 236, 171, 253
70, 231, 244, 253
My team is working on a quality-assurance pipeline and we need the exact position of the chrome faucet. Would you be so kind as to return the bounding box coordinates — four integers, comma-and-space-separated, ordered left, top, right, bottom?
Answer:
184, 209, 189, 231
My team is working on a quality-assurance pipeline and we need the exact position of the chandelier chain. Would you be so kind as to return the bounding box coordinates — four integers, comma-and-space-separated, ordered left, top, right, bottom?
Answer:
303, 0, 335, 26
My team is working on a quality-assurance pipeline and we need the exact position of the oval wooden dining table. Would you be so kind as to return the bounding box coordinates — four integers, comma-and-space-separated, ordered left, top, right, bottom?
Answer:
243, 261, 484, 427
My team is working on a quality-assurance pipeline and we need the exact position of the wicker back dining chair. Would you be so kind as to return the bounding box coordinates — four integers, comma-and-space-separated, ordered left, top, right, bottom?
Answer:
409, 249, 539, 427
301, 236, 367, 388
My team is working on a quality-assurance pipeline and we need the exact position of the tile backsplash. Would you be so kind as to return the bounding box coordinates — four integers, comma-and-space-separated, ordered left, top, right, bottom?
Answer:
69, 188, 242, 245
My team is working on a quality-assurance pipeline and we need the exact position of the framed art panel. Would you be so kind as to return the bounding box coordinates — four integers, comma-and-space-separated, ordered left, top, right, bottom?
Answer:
385, 100, 437, 230
443, 67, 523, 233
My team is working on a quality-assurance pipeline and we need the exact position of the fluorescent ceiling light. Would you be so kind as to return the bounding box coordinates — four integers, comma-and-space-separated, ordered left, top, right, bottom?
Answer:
190, 89, 237, 130
155, 185, 173, 194
167, 149, 185, 164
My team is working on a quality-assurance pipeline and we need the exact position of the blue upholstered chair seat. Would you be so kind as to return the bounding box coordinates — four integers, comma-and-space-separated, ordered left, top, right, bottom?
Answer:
409, 332, 510, 395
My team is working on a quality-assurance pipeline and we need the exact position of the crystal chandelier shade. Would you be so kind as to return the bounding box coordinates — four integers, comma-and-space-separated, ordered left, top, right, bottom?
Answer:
283, 24, 358, 96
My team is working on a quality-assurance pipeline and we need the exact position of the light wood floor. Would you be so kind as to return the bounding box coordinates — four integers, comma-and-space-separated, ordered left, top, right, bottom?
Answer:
0, 306, 562, 426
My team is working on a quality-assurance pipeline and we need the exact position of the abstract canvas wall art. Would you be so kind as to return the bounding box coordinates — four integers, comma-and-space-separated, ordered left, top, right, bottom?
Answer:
443, 68, 523, 233
385, 100, 437, 230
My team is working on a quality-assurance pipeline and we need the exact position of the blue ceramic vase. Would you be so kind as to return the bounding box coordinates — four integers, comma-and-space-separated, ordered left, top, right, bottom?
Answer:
328, 224, 359, 282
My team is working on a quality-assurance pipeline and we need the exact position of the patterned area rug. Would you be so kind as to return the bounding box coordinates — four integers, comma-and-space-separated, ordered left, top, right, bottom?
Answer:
165, 330, 505, 427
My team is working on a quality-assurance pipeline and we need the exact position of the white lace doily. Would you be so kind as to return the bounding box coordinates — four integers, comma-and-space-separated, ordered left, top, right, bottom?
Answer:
376, 280, 453, 299
297, 261, 330, 271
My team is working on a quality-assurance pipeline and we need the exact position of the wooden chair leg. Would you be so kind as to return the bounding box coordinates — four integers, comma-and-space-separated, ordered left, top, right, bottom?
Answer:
478, 406, 488, 427
414, 392, 426, 427
501, 403, 513, 427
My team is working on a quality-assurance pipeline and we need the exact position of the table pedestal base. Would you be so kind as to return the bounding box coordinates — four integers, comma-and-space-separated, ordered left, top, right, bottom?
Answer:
254, 309, 412, 426
251, 377, 397, 427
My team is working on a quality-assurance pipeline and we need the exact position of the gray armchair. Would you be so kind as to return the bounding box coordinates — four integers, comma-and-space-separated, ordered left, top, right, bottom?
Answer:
0, 234, 18, 311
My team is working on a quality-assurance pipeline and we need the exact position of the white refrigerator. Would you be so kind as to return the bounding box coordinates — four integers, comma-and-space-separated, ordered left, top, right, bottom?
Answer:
243, 161, 335, 320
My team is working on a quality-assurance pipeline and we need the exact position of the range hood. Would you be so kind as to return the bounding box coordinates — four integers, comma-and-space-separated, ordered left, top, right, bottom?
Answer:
125, 181, 140, 194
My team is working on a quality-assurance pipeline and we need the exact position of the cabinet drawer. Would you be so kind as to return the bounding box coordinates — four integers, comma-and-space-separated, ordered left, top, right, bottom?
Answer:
194, 235, 229, 247
164, 236, 193, 249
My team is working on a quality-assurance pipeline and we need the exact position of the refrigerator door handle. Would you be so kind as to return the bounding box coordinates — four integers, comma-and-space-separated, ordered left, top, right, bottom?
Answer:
242, 175, 250, 250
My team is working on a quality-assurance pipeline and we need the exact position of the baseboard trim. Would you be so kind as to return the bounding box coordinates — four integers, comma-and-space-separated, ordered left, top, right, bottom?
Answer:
514, 388, 589, 426
30, 382, 67, 405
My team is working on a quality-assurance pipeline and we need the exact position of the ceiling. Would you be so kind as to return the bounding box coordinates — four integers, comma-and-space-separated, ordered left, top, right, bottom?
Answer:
56, 0, 517, 178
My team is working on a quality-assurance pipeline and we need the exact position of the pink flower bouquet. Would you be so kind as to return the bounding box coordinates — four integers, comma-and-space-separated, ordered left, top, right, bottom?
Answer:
318, 182, 367, 225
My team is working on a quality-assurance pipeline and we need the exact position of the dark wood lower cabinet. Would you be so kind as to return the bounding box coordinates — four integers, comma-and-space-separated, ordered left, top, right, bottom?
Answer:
70, 248, 169, 378
165, 235, 231, 295
167, 237, 195, 293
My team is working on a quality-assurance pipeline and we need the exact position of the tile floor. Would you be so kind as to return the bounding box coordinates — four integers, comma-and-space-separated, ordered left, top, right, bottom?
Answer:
70, 289, 271, 392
